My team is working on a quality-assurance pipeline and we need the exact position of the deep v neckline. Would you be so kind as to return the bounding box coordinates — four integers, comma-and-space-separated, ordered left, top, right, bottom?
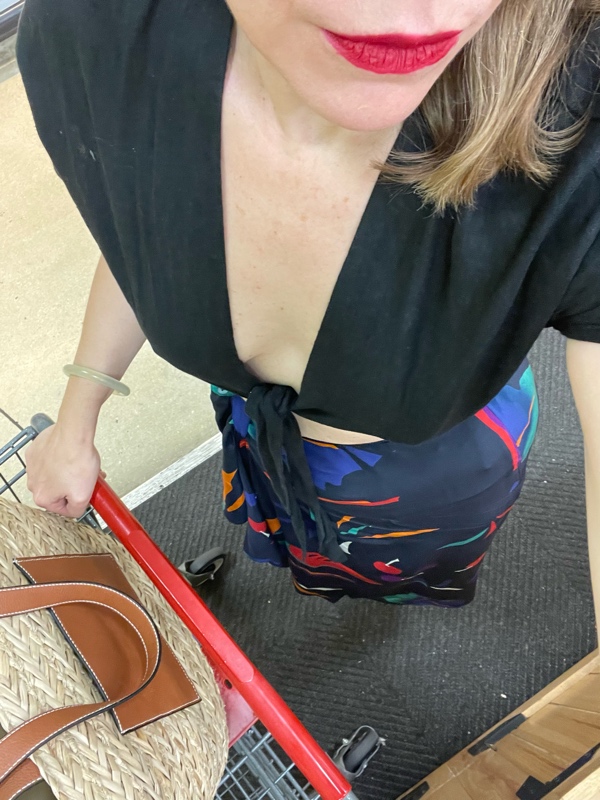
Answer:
212, 10, 396, 404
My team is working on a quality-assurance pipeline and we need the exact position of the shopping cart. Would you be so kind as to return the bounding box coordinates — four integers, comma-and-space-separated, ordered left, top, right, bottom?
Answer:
0, 414, 383, 800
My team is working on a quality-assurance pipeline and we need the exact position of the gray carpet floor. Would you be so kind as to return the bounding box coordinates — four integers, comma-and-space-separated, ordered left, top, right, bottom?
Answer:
135, 327, 597, 800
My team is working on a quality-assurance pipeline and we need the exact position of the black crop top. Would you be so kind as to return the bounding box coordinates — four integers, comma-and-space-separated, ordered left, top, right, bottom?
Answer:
16, 0, 600, 558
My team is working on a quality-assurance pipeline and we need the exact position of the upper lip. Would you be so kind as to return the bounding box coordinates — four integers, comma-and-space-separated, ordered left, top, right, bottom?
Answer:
324, 29, 462, 49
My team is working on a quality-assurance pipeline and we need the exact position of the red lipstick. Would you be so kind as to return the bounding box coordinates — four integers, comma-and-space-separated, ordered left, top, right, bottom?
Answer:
324, 29, 462, 75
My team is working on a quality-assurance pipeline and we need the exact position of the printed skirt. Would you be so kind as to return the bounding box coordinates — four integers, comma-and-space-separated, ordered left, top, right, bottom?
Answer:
210, 358, 539, 606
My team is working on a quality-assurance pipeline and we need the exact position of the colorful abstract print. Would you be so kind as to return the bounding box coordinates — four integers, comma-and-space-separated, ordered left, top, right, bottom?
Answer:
210, 358, 539, 606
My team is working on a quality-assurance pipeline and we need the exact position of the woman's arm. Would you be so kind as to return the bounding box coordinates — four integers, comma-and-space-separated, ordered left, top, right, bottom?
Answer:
566, 338, 600, 641
57, 254, 146, 438
26, 254, 146, 517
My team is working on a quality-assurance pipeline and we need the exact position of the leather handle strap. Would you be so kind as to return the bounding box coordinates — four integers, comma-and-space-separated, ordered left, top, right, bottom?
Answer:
0, 759, 43, 800
0, 582, 161, 797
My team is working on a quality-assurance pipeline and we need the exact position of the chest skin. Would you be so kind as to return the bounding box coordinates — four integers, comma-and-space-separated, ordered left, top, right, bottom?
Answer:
220, 66, 393, 443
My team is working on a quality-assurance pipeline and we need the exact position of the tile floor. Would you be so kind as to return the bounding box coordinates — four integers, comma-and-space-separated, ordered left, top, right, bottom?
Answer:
1, 38, 218, 500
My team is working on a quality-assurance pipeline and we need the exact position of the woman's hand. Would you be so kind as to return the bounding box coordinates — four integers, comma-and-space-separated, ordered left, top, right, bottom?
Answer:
25, 423, 103, 518
24, 252, 146, 518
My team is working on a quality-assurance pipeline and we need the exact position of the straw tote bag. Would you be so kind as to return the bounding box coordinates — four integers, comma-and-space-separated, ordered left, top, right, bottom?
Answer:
0, 497, 229, 800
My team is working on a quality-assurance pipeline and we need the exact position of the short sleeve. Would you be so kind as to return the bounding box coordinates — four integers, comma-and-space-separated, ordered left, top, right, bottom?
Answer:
15, 0, 139, 309
549, 232, 600, 342
17, 0, 92, 181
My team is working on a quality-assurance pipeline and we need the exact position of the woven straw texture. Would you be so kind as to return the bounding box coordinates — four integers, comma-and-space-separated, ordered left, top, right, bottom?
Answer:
0, 498, 229, 800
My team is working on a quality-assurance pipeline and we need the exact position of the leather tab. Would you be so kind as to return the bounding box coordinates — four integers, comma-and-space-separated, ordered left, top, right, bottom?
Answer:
15, 554, 200, 733
0, 581, 161, 794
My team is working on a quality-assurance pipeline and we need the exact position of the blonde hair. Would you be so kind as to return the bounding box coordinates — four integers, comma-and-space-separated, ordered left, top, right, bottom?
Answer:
381, 0, 600, 212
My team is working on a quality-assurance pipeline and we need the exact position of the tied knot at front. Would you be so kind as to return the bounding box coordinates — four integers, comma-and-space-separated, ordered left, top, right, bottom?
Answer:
244, 383, 347, 564
246, 383, 297, 420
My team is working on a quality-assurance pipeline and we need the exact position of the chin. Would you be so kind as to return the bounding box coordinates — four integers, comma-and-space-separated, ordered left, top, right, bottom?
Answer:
297, 83, 431, 132
282, 53, 444, 133
316, 100, 422, 132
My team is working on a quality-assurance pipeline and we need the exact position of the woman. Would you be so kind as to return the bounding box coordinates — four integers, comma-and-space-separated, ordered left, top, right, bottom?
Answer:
19, 0, 600, 610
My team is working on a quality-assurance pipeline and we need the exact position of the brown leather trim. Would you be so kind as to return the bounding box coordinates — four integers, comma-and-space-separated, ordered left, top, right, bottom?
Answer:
15, 554, 200, 733
0, 581, 161, 794
0, 758, 45, 800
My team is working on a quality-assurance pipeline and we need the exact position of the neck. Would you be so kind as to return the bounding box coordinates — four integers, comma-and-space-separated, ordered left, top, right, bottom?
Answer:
231, 25, 402, 160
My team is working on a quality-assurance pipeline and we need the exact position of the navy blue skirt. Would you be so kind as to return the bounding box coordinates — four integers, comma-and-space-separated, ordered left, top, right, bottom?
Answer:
210, 358, 539, 606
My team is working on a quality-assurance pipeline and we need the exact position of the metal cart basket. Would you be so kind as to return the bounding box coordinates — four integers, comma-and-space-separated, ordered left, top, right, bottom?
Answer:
0, 415, 364, 800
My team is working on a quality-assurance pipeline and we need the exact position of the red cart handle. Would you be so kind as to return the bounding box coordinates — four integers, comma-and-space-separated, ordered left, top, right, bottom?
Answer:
90, 478, 354, 800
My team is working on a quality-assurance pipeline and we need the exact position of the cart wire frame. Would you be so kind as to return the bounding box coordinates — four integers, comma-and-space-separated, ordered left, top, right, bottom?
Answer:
0, 424, 36, 502
0, 418, 359, 800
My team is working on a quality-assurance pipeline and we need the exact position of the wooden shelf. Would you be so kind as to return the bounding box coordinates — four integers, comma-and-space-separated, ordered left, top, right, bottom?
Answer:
397, 649, 600, 800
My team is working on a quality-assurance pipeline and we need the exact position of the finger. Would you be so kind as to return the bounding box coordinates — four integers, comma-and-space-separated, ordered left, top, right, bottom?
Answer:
34, 495, 68, 514
63, 489, 94, 518
63, 501, 91, 518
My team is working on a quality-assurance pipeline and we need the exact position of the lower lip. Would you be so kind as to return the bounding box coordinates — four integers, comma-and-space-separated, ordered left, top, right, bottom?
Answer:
324, 30, 461, 75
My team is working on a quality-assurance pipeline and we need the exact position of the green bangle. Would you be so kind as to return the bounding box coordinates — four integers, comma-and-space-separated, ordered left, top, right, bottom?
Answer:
63, 364, 130, 396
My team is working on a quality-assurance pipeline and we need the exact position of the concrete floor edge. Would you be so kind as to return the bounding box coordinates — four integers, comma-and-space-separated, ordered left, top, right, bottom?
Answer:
123, 433, 222, 509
